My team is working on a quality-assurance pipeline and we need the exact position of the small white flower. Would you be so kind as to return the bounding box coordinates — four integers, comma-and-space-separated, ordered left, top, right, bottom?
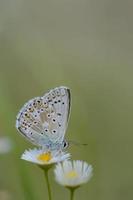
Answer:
0, 137, 13, 154
54, 160, 93, 188
21, 148, 70, 167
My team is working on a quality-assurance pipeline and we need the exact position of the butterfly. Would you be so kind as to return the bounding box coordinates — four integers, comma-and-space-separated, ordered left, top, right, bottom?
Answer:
16, 86, 71, 151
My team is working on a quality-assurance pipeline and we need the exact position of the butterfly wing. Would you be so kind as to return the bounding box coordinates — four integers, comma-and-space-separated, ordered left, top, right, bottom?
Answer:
43, 86, 71, 143
16, 86, 71, 147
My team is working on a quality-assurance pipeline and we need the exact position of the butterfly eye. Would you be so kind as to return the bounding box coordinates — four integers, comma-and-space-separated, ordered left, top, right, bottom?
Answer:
63, 141, 69, 149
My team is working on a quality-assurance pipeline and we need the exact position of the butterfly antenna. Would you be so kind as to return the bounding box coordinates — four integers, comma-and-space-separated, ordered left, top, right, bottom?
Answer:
68, 140, 88, 147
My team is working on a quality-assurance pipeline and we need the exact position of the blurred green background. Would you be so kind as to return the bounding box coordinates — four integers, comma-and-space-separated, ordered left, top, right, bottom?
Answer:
0, 0, 133, 200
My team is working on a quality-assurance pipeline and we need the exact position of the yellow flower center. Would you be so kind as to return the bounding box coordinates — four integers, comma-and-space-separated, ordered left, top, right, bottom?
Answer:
37, 152, 52, 162
66, 170, 78, 178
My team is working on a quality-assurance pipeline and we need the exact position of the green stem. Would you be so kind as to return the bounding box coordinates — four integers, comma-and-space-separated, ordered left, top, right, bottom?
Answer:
44, 169, 52, 200
70, 188, 75, 200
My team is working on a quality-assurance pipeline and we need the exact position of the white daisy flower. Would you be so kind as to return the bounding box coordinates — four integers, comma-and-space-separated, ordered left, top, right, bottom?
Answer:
21, 148, 70, 168
54, 160, 93, 188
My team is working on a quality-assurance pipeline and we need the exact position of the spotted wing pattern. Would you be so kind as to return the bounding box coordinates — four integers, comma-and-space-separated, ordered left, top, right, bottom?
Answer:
16, 86, 71, 148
